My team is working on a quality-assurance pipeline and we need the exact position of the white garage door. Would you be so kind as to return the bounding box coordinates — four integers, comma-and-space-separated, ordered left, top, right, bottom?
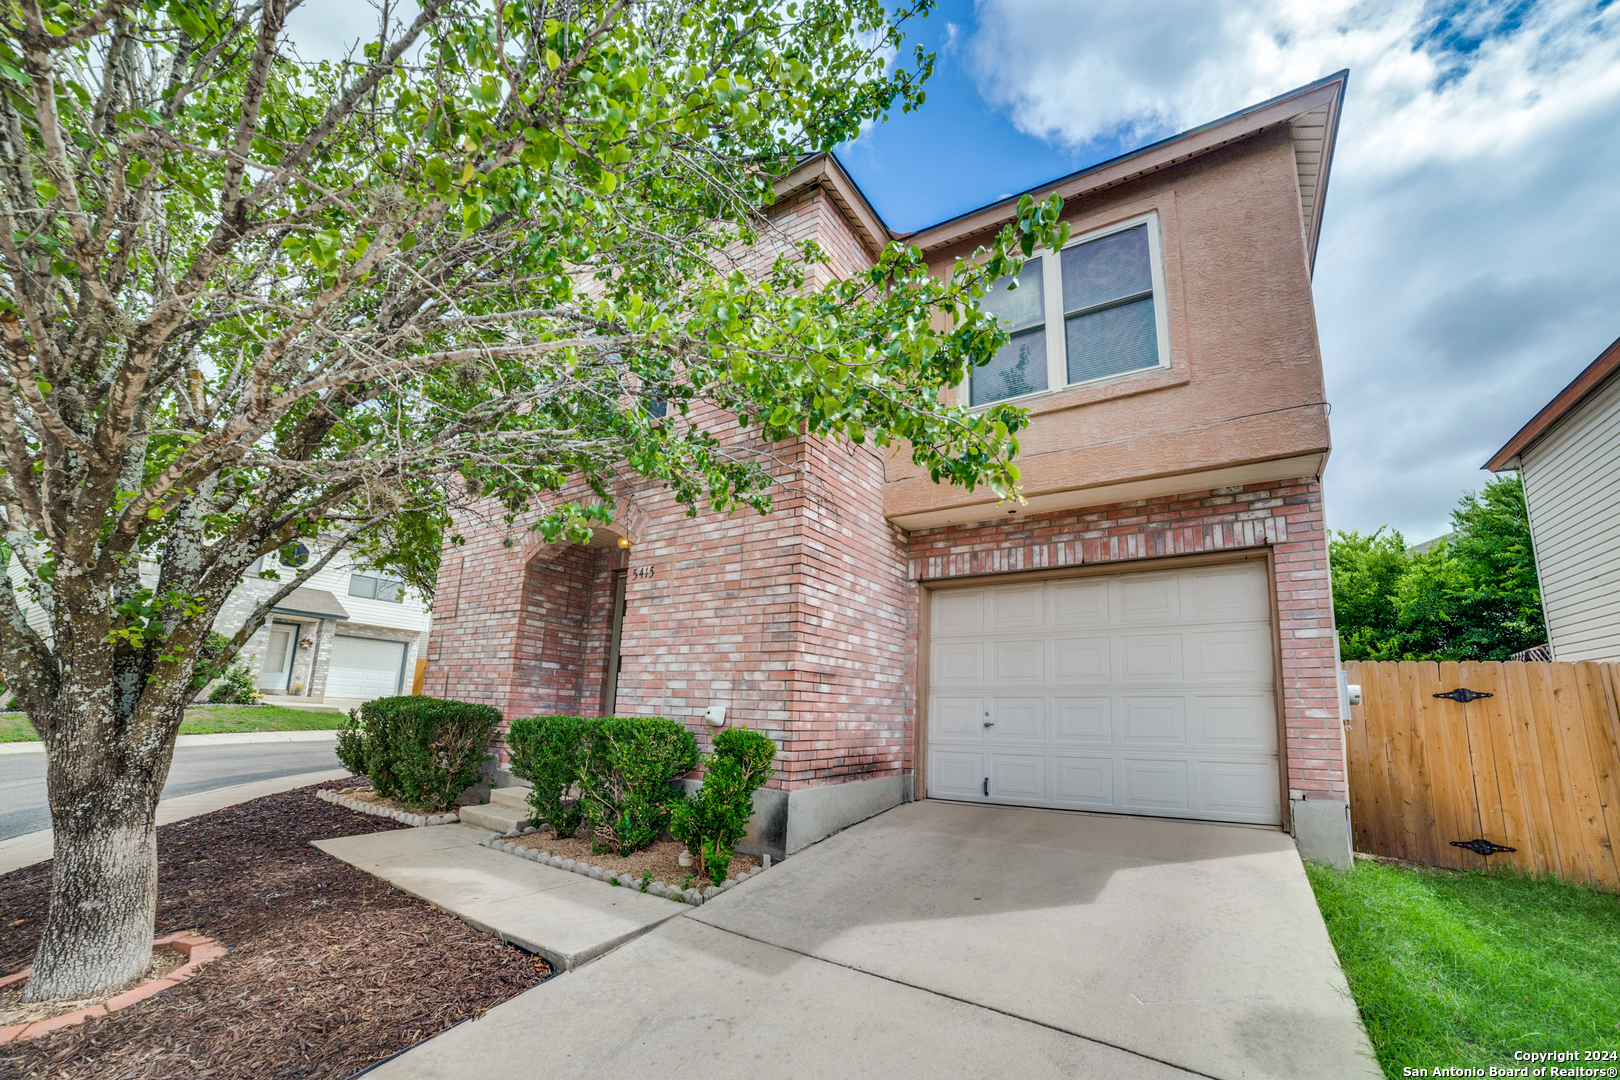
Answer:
327, 636, 407, 700
926, 561, 1281, 825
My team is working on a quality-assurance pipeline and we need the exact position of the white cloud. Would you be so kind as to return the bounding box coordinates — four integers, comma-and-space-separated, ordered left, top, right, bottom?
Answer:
965, 0, 1620, 538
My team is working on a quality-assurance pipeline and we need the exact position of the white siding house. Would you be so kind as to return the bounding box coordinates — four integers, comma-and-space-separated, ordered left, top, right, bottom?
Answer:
7, 542, 432, 704
1487, 335, 1620, 662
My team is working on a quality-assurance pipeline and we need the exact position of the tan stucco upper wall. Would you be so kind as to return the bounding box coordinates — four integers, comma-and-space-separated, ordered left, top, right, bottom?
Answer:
884, 126, 1333, 518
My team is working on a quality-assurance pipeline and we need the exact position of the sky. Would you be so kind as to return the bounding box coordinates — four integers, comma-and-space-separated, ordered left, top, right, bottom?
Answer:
290, 0, 1620, 543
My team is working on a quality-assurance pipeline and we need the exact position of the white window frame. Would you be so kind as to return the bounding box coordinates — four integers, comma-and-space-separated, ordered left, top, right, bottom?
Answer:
965, 210, 1171, 407
348, 566, 407, 604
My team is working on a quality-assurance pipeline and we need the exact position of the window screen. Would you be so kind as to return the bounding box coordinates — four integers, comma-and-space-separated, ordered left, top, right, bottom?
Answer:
1059, 225, 1160, 384
971, 261, 1048, 406
348, 569, 406, 603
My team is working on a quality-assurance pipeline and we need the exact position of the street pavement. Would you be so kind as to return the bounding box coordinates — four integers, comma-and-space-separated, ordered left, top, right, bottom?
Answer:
0, 736, 341, 841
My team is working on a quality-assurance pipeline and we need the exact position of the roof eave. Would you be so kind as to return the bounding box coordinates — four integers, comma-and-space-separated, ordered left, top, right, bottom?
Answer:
1485, 333, 1620, 472
897, 69, 1351, 256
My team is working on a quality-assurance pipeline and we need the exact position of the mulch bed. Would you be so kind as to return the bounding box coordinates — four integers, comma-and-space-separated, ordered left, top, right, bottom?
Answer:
0, 777, 551, 1079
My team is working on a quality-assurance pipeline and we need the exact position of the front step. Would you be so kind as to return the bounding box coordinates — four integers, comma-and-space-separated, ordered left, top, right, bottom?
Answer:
490, 785, 533, 811
459, 800, 531, 834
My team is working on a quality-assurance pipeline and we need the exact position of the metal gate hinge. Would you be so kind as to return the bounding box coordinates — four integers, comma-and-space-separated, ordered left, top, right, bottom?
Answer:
1451, 838, 1516, 856
1433, 688, 1493, 703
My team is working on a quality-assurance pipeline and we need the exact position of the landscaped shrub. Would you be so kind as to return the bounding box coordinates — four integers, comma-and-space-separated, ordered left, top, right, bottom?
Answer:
335, 696, 501, 811
579, 717, 699, 854
506, 714, 592, 838
670, 726, 777, 886
507, 714, 698, 855
206, 663, 258, 704
193, 631, 259, 703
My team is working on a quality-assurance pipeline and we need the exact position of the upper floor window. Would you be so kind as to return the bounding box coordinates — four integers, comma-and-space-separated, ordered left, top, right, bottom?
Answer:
348, 567, 407, 603
969, 213, 1168, 406
252, 543, 309, 576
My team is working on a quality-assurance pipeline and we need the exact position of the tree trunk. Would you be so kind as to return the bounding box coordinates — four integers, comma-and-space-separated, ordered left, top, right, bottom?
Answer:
22, 731, 166, 1002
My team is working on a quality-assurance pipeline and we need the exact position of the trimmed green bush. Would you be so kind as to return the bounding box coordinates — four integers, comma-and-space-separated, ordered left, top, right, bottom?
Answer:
670, 726, 776, 886
506, 714, 591, 838
335, 696, 500, 811
507, 714, 698, 855
580, 717, 699, 854
206, 663, 258, 704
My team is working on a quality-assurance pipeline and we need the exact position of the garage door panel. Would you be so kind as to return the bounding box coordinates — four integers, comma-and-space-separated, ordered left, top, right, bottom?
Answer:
1120, 635, 1183, 680
1121, 573, 1181, 623
1054, 637, 1111, 681
1190, 628, 1273, 681
1185, 564, 1272, 622
1122, 759, 1190, 813
1054, 698, 1111, 742
1196, 696, 1276, 746
931, 697, 985, 738
926, 561, 1280, 826
991, 586, 1044, 629
933, 590, 985, 635
1051, 578, 1109, 626
990, 697, 1044, 740
930, 752, 983, 799
327, 636, 406, 699
990, 754, 1044, 801
1121, 697, 1186, 743
932, 641, 984, 684
1052, 756, 1114, 806
1197, 760, 1280, 821
991, 639, 1045, 681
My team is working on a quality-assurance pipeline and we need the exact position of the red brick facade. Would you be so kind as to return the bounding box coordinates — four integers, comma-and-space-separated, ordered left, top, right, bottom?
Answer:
425, 471, 1346, 803
424, 429, 915, 795
905, 478, 1346, 800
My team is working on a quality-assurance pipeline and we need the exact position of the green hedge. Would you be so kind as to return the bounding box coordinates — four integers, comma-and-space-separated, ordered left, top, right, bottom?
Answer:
335, 695, 501, 811
670, 726, 777, 886
506, 714, 699, 855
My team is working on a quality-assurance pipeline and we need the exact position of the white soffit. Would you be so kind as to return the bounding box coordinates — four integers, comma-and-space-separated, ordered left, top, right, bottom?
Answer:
888, 454, 1328, 532
1289, 107, 1329, 255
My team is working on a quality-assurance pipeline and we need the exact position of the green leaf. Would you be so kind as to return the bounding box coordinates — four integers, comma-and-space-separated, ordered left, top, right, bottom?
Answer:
35, 180, 57, 201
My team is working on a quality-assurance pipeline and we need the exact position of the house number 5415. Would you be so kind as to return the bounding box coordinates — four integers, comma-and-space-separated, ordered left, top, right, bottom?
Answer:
630, 566, 656, 581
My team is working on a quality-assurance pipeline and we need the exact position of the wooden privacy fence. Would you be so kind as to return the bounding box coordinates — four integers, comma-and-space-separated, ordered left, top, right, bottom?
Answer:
1342, 660, 1620, 890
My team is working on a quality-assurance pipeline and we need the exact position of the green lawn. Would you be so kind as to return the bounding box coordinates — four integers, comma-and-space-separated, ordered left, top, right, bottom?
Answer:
0, 704, 351, 742
1306, 858, 1620, 1078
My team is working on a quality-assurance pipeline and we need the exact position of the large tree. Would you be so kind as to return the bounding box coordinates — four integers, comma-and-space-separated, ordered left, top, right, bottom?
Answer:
0, 0, 1069, 1001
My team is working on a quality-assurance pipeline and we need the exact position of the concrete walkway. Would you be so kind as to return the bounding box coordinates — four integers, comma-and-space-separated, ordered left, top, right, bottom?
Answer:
365, 800, 1379, 1080
314, 825, 686, 971
0, 768, 349, 875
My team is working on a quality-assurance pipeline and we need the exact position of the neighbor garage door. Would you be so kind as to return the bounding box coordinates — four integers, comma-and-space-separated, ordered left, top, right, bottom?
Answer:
926, 561, 1281, 825
326, 635, 407, 699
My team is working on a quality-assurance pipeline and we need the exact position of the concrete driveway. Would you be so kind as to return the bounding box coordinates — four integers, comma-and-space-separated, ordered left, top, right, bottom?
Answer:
371, 800, 1379, 1079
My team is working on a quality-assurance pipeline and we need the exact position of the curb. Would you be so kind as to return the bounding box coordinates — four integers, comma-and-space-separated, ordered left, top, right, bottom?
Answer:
478, 832, 769, 907
316, 788, 459, 827
0, 931, 227, 1044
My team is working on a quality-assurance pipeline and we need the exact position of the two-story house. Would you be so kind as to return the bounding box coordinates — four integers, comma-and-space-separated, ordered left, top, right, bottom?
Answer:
216, 543, 432, 704
424, 72, 1353, 867
8, 542, 432, 707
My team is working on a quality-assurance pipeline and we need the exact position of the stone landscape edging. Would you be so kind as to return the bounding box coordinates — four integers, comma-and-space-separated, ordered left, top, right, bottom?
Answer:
478, 829, 767, 906
316, 786, 458, 827
0, 931, 227, 1045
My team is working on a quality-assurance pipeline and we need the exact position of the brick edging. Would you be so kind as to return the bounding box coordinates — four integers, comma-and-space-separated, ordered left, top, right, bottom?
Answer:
0, 931, 227, 1044
316, 787, 459, 827
478, 831, 767, 906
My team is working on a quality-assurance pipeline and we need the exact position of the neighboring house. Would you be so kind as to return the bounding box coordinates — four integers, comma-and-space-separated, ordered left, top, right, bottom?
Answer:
8, 542, 431, 704
1487, 333, 1620, 662
426, 73, 1354, 865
